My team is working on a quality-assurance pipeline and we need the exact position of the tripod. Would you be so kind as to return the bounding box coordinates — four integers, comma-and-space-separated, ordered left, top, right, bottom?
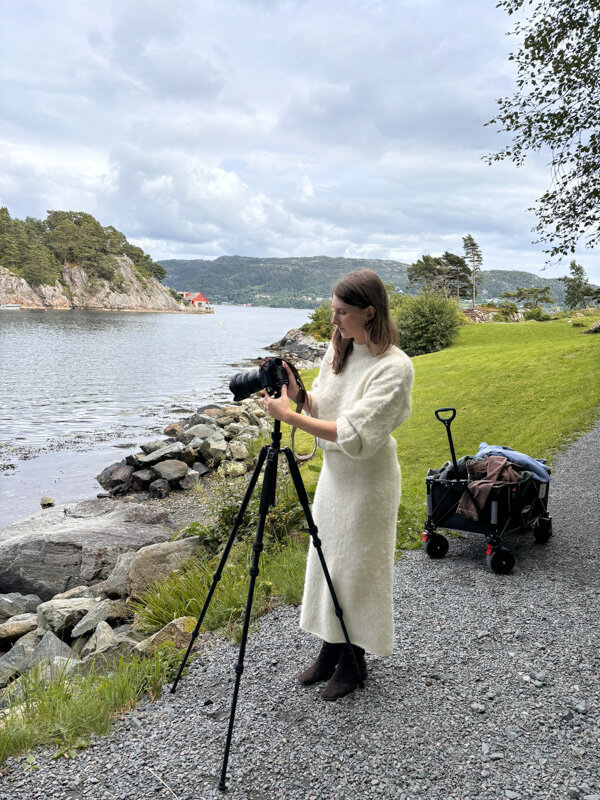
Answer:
170, 418, 364, 792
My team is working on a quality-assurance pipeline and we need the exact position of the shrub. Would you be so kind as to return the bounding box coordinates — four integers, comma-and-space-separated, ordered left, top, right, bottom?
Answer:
493, 300, 519, 322
524, 307, 552, 321
301, 300, 333, 341
392, 291, 461, 356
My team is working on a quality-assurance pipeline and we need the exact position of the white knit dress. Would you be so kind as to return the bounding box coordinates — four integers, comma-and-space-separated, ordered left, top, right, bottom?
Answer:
299, 341, 414, 656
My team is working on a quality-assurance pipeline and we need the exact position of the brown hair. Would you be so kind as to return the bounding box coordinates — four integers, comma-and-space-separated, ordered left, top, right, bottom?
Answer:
330, 270, 398, 373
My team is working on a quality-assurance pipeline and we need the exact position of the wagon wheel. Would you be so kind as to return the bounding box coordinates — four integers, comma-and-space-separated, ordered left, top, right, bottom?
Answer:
424, 532, 449, 559
532, 516, 553, 544
486, 546, 515, 575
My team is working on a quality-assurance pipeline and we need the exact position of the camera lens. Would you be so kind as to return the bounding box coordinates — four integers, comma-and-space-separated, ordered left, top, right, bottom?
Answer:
229, 368, 263, 401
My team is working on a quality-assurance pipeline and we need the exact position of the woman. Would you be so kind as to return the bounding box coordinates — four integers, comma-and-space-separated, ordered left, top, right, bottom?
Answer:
264, 270, 414, 700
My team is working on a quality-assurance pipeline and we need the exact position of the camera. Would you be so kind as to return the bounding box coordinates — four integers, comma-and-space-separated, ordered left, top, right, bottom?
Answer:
229, 357, 289, 401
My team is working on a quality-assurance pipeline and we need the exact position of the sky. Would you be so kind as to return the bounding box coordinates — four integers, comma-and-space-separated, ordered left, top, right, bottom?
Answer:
1, 0, 598, 283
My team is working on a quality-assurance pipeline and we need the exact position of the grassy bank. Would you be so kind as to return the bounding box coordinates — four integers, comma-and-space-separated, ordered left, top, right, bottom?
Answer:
1, 315, 598, 764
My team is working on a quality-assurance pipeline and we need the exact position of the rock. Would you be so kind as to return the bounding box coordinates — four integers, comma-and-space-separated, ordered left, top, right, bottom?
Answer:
96, 461, 123, 490
222, 461, 248, 478
179, 470, 200, 490
0, 592, 41, 621
0, 501, 173, 599
177, 424, 217, 445
180, 445, 196, 467
164, 422, 183, 436
152, 459, 189, 483
40, 496, 54, 508
187, 411, 220, 427
80, 621, 119, 658
110, 464, 135, 487
149, 478, 170, 498
131, 468, 156, 490
470, 702, 486, 714
192, 461, 211, 477
126, 538, 203, 598
71, 599, 130, 638
236, 425, 261, 442
199, 436, 227, 467
79, 633, 138, 669
223, 422, 246, 439
125, 452, 145, 469
52, 585, 101, 601
267, 329, 328, 364
134, 616, 198, 657
37, 597, 99, 636
0, 631, 39, 686
586, 320, 600, 333
229, 441, 250, 460
92, 551, 137, 599
139, 441, 186, 466
140, 439, 167, 454
0, 613, 38, 641
28, 630, 76, 670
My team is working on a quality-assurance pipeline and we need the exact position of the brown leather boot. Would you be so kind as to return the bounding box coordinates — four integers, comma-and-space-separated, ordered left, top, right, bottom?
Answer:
321, 644, 367, 701
298, 641, 344, 686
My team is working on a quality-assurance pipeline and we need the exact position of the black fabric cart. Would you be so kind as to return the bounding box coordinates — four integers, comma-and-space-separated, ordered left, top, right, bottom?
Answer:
422, 408, 552, 574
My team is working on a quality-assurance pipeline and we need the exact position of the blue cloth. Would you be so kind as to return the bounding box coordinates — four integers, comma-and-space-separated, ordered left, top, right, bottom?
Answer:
477, 443, 551, 483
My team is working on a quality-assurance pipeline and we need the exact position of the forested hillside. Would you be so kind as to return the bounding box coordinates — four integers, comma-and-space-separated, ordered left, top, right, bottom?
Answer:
159, 255, 567, 307
0, 208, 166, 287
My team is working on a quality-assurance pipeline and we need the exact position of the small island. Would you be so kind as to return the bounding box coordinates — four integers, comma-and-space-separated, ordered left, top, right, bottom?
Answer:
0, 208, 209, 313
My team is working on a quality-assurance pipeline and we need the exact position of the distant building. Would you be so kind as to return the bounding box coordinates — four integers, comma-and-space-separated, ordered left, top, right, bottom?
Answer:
183, 291, 211, 310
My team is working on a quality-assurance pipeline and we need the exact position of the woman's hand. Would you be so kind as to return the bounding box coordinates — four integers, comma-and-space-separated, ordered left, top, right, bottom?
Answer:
264, 384, 293, 423
282, 361, 301, 403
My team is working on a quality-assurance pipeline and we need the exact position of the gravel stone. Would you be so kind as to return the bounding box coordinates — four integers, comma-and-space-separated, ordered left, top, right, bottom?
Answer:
1, 422, 599, 800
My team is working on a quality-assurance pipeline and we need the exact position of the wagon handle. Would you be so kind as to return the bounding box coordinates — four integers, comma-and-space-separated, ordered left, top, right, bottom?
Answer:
434, 407, 459, 475
435, 407, 456, 424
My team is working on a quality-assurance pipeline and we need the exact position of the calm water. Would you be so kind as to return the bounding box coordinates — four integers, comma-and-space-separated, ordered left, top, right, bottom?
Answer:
0, 306, 309, 529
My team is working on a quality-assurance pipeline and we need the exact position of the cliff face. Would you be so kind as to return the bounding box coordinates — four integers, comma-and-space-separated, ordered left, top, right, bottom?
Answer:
0, 258, 187, 312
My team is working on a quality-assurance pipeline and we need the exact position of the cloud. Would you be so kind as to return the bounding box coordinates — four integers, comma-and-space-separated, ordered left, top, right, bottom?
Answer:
0, 0, 598, 283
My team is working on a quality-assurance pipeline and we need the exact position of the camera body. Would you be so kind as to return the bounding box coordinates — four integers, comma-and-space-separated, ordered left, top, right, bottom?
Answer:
229, 357, 289, 401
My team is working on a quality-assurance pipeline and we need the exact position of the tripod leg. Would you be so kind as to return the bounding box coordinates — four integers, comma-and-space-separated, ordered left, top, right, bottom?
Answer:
170, 445, 269, 694
219, 444, 279, 792
283, 448, 364, 689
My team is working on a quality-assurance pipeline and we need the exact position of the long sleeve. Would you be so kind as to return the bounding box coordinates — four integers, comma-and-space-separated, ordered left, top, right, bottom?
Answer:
335, 358, 413, 460
309, 373, 319, 418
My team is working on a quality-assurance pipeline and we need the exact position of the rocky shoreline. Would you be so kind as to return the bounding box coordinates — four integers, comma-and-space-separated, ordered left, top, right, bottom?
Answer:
0, 328, 326, 694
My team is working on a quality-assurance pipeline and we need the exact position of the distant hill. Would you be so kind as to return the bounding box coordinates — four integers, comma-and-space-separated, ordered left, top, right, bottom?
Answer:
159, 255, 567, 308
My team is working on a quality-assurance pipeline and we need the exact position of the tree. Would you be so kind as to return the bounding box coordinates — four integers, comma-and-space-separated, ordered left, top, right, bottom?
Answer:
558, 260, 594, 309
462, 234, 483, 308
500, 285, 555, 309
407, 254, 449, 295
486, 1, 600, 258
441, 251, 472, 302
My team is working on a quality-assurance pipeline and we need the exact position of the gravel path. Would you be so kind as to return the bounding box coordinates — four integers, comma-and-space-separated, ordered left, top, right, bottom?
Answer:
1, 424, 599, 800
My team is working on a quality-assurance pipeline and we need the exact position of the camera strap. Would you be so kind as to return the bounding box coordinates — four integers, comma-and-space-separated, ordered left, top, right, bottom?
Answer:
286, 361, 317, 464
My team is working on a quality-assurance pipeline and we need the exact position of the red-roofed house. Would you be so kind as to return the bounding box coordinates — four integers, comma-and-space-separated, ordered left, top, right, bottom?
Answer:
183, 291, 211, 310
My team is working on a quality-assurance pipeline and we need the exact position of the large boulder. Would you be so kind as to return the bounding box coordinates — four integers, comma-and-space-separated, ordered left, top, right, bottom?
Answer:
0, 499, 174, 599
126, 538, 203, 598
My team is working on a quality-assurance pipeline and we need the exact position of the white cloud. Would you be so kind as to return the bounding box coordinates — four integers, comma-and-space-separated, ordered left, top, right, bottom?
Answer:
0, 0, 598, 283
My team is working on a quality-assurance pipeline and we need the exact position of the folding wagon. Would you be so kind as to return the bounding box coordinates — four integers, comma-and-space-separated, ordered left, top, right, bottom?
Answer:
422, 408, 553, 574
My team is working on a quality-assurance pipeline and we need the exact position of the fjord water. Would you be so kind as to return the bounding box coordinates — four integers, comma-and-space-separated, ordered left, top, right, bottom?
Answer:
0, 305, 309, 529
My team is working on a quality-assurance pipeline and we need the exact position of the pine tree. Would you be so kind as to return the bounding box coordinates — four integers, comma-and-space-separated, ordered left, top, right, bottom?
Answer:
462, 235, 483, 308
